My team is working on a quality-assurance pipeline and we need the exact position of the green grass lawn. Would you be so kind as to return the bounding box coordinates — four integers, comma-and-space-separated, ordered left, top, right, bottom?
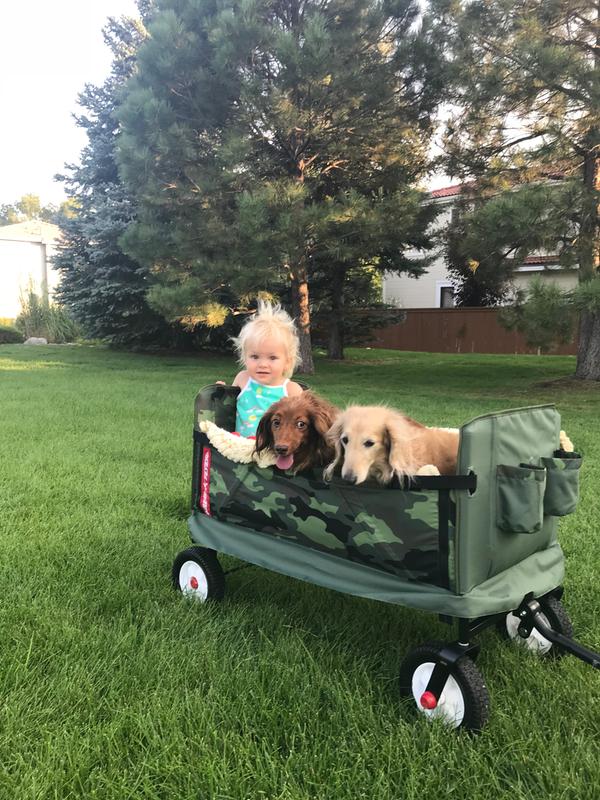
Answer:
1, 344, 599, 799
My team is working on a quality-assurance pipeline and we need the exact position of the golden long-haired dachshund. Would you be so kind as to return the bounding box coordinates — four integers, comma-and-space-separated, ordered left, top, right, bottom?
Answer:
325, 406, 459, 484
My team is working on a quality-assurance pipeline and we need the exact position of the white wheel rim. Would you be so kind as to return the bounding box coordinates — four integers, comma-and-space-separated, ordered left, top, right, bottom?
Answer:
178, 560, 209, 601
505, 611, 553, 655
412, 662, 465, 728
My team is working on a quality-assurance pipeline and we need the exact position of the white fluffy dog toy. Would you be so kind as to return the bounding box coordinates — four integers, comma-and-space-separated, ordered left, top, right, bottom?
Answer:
199, 420, 277, 467
560, 430, 574, 452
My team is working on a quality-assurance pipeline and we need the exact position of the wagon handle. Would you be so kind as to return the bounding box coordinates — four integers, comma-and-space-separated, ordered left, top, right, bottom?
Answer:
514, 598, 600, 669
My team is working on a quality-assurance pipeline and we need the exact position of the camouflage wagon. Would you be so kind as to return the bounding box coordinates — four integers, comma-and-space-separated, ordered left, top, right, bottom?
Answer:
173, 385, 598, 731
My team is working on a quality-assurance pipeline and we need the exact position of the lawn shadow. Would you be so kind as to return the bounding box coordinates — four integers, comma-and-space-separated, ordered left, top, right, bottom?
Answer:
222, 559, 452, 676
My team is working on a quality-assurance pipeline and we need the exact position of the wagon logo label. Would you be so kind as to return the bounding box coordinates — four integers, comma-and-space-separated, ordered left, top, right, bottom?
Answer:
200, 447, 212, 516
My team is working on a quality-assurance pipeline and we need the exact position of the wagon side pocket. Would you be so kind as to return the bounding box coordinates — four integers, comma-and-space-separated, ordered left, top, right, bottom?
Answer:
541, 452, 582, 517
496, 464, 546, 533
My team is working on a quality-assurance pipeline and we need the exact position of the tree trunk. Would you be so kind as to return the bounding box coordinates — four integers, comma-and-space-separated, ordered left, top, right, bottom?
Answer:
327, 267, 346, 359
575, 136, 600, 380
575, 311, 600, 380
291, 265, 314, 374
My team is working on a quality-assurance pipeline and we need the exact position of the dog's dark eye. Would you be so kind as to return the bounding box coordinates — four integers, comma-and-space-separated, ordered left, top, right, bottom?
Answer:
341, 435, 348, 446
364, 440, 375, 448
296, 420, 307, 429
272, 419, 281, 429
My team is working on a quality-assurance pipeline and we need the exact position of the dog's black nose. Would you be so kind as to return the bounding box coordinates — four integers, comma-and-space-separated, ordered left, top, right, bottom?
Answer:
342, 470, 356, 483
275, 445, 289, 455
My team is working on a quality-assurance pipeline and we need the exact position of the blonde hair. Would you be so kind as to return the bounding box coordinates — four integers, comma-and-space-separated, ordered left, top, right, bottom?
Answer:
232, 301, 301, 378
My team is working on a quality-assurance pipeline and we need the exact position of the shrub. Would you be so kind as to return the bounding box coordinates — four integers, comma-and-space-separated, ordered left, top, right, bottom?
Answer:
0, 324, 23, 344
15, 290, 81, 343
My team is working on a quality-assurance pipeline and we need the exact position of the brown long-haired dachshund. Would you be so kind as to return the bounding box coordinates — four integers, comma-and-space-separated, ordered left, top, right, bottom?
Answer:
255, 391, 339, 473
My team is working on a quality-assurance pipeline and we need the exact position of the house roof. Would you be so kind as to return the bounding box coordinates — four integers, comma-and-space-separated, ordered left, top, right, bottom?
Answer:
0, 220, 60, 244
522, 255, 559, 265
430, 173, 565, 200
430, 183, 464, 198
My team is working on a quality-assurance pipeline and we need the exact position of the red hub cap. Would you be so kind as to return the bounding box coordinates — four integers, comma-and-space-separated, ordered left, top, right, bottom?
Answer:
190, 576, 199, 590
419, 691, 438, 710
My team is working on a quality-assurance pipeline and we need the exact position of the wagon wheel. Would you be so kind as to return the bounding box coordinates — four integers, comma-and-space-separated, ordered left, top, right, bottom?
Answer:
497, 595, 573, 657
399, 641, 490, 732
172, 547, 225, 602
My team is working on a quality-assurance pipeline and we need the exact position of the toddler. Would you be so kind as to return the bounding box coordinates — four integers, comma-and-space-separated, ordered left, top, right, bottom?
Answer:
223, 302, 303, 437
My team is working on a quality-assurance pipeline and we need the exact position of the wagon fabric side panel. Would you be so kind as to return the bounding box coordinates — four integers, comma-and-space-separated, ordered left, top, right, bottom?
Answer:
455, 405, 563, 596
188, 510, 565, 617
197, 441, 444, 585
195, 384, 239, 431
192, 384, 239, 506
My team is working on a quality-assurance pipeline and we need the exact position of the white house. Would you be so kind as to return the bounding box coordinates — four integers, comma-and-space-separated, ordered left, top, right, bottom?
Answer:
383, 184, 579, 309
0, 220, 61, 319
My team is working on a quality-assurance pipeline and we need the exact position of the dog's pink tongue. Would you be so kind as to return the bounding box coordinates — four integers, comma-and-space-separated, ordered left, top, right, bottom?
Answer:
276, 453, 294, 471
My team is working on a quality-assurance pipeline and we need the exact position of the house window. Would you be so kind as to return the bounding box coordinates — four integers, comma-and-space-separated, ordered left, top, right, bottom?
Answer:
436, 281, 456, 308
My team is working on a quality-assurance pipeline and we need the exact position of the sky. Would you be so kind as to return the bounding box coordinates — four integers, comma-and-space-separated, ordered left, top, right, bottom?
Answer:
0, 0, 139, 208
0, 1, 451, 210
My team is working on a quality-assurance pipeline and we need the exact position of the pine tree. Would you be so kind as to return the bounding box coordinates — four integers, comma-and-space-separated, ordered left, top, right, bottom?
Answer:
446, 181, 579, 307
427, 0, 600, 379
54, 5, 172, 345
118, 0, 442, 369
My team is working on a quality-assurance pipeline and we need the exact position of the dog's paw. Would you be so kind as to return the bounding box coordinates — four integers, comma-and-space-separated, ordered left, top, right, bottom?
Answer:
416, 464, 441, 476
322, 464, 335, 482
559, 430, 574, 452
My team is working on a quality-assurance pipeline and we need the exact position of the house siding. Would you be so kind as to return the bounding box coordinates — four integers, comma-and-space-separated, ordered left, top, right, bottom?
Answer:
383, 205, 453, 308
0, 222, 60, 319
512, 269, 578, 295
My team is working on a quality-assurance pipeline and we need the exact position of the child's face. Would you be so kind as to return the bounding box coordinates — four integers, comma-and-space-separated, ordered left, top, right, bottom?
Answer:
244, 336, 289, 385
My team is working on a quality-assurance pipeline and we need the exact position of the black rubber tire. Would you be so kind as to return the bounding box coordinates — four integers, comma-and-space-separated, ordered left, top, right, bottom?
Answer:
399, 640, 490, 733
497, 595, 573, 658
172, 546, 225, 601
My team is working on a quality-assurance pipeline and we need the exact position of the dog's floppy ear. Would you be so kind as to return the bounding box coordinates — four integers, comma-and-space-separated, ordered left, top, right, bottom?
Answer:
323, 415, 344, 480
307, 396, 338, 467
255, 407, 275, 453
385, 415, 418, 481
307, 392, 338, 437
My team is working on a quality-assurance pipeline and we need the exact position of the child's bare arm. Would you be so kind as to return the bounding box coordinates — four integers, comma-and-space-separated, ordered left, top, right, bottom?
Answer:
286, 380, 304, 397
215, 370, 247, 387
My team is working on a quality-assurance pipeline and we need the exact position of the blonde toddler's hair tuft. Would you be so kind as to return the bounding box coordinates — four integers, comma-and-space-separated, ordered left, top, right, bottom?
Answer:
232, 301, 301, 377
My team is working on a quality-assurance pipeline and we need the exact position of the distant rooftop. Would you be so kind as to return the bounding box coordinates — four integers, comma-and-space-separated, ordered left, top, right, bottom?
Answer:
0, 220, 60, 244
430, 183, 464, 199
522, 255, 559, 265
430, 172, 565, 200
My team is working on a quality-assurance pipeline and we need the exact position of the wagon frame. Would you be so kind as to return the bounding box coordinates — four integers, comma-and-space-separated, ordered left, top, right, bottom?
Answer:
173, 384, 599, 731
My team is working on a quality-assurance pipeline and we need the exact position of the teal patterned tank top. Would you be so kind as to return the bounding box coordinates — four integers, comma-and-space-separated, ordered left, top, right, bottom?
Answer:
235, 378, 289, 437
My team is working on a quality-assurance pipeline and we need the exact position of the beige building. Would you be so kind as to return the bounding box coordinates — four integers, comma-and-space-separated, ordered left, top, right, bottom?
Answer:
383, 184, 579, 309
0, 220, 61, 319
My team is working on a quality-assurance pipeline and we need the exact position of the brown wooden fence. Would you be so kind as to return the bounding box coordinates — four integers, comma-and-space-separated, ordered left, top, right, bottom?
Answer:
368, 308, 577, 356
